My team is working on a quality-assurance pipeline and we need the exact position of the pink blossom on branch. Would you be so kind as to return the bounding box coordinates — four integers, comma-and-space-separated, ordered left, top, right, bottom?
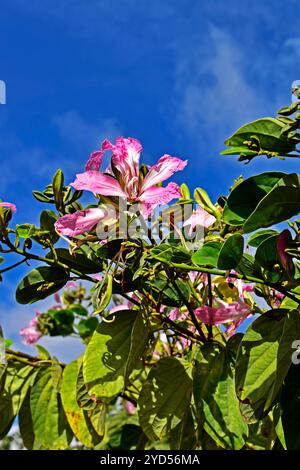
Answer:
183, 206, 216, 237
195, 299, 252, 337
54, 207, 106, 237
0, 201, 17, 213
71, 136, 187, 218
20, 313, 42, 345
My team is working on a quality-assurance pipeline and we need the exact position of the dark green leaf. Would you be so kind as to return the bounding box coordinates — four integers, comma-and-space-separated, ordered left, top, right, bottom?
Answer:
217, 234, 244, 269
16, 266, 69, 304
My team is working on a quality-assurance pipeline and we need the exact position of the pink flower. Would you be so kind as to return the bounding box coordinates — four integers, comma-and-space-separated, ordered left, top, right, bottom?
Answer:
54, 207, 106, 237
183, 206, 216, 237
195, 299, 252, 337
0, 201, 16, 213
168, 308, 180, 321
20, 314, 42, 345
71, 136, 187, 218
125, 401, 136, 415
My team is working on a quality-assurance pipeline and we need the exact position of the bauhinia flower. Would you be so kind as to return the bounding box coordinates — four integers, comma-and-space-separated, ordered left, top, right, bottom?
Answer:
20, 313, 42, 345
195, 299, 252, 337
71, 137, 187, 218
54, 207, 107, 236
183, 206, 216, 236
0, 201, 17, 213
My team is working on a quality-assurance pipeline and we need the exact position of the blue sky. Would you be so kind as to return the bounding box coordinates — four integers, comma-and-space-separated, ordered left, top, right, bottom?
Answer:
0, 0, 299, 360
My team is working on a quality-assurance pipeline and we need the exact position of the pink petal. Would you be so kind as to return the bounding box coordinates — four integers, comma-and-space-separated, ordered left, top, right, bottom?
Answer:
183, 207, 216, 234
168, 308, 180, 321
54, 208, 106, 237
110, 304, 131, 313
139, 182, 182, 216
71, 171, 127, 197
195, 300, 251, 326
141, 155, 187, 192
85, 150, 104, 171
0, 201, 17, 213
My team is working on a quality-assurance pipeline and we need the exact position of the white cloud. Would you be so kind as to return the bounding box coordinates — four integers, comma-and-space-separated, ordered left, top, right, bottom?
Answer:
175, 26, 266, 144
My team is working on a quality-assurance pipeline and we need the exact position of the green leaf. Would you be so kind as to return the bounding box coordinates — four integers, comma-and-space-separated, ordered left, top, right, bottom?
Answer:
47, 248, 102, 274
16, 224, 37, 239
220, 146, 258, 156
223, 172, 285, 226
138, 357, 192, 441
244, 173, 300, 233
192, 242, 222, 268
77, 317, 98, 339
83, 310, 148, 401
278, 364, 300, 449
236, 253, 262, 279
76, 363, 100, 410
224, 118, 295, 153
169, 407, 197, 450
235, 309, 300, 422
146, 275, 190, 307
16, 266, 69, 304
254, 234, 283, 282
0, 360, 37, 439
40, 210, 59, 243
30, 366, 72, 449
193, 343, 248, 450
248, 229, 279, 248
246, 413, 276, 450
150, 243, 191, 265
194, 187, 216, 214
61, 359, 103, 447
19, 390, 44, 450
217, 234, 244, 269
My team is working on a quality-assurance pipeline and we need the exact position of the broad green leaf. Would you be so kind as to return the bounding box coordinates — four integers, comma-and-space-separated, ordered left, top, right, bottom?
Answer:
244, 173, 300, 233
47, 248, 102, 274
246, 413, 276, 450
40, 209, 59, 243
192, 242, 222, 268
146, 275, 191, 307
19, 390, 44, 450
83, 310, 148, 401
277, 365, 300, 449
0, 360, 37, 439
76, 363, 100, 410
254, 234, 285, 283
150, 243, 191, 265
169, 407, 197, 450
61, 359, 103, 447
235, 309, 300, 421
220, 146, 258, 156
248, 229, 279, 248
16, 224, 37, 239
217, 234, 244, 269
281, 285, 300, 309
236, 253, 263, 279
223, 172, 285, 226
77, 317, 98, 340
16, 266, 69, 304
138, 357, 192, 440
30, 366, 72, 449
193, 343, 248, 450
224, 118, 295, 153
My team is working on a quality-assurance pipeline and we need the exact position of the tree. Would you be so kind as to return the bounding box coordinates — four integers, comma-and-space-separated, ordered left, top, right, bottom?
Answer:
0, 88, 299, 450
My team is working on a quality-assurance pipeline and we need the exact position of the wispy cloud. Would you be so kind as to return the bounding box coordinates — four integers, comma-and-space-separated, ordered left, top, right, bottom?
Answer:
174, 26, 266, 146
